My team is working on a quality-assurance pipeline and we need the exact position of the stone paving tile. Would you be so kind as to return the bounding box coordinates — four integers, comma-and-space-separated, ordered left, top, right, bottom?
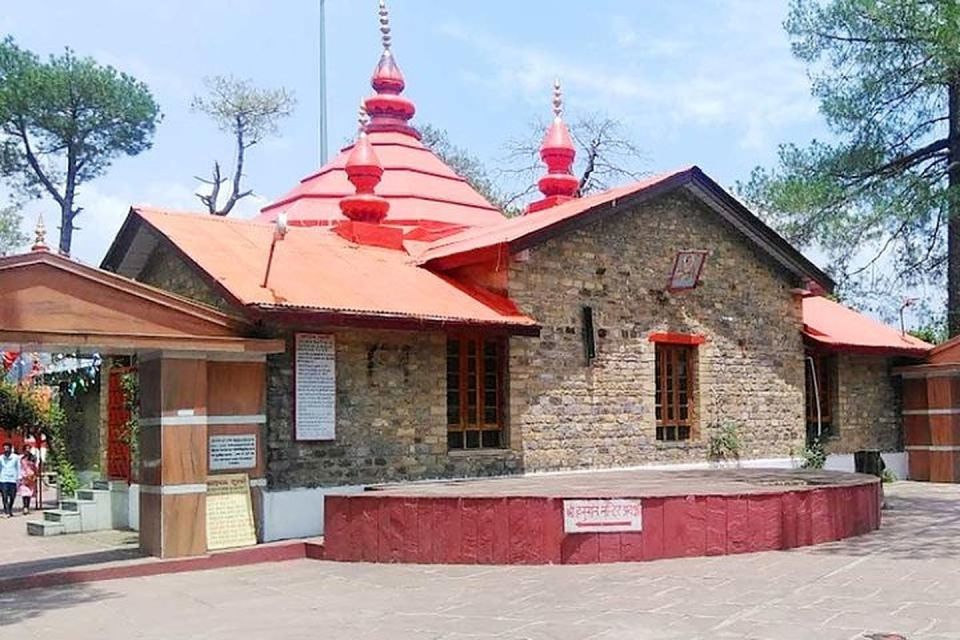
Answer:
1, 481, 960, 639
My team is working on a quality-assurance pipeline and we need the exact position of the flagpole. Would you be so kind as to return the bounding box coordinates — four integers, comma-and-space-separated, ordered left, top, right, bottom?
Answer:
319, 0, 329, 165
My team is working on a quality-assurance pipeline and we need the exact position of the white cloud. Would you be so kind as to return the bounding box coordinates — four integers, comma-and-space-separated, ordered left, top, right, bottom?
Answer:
438, 2, 818, 152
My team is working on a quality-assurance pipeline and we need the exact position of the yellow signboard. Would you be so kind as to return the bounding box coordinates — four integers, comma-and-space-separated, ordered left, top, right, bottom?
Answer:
206, 473, 256, 551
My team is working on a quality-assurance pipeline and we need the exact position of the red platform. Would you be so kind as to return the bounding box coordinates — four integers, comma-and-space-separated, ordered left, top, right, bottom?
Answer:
323, 468, 881, 565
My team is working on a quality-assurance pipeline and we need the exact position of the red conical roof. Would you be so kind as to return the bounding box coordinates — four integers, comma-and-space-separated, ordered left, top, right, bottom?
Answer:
339, 109, 390, 224
527, 80, 579, 214
259, 0, 504, 230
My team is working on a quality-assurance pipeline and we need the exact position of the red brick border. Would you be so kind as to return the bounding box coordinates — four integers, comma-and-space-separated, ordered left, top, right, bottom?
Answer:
0, 539, 325, 594
323, 483, 880, 564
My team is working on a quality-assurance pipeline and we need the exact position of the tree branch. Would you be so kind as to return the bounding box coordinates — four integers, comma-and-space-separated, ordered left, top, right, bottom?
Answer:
15, 121, 64, 207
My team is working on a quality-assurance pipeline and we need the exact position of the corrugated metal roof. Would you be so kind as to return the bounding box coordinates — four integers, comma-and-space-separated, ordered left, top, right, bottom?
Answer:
134, 207, 537, 331
802, 296, 931, 357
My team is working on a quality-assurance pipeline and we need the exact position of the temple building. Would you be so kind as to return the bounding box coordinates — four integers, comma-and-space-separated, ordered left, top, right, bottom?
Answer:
98, 3, 929, 540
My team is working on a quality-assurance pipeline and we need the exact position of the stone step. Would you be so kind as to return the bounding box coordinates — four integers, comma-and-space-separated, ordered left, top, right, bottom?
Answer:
61, 498, 105, 532
76, 488, 111, 507
60, 498, 93, 513
27, 520, 64, 536
44, 509, 81, 534
93, 479, 127, 491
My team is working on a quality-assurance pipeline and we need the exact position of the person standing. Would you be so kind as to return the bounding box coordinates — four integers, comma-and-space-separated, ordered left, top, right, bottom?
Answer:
18, 449, 37, 515
0, 442, 21, 517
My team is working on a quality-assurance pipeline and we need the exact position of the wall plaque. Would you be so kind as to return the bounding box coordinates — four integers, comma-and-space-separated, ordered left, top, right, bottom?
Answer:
206, 473, 257, 551
563, 499, 643, 533
294, 333, 336, 440
667, 250, 708, 291
209, 434, 257, 471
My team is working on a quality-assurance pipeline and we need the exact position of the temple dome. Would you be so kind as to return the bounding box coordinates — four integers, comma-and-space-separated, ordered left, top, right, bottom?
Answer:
258, 0, 504, 230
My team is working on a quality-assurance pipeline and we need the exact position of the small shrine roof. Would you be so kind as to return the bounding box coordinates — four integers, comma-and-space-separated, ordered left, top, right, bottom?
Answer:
802, 295, 931, 357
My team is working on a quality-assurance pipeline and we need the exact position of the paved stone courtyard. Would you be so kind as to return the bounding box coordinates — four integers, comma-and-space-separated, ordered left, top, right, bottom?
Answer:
1, 481, 958, 639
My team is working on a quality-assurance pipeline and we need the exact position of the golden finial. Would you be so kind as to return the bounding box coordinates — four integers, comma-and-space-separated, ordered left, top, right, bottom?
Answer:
552, 79, 563, 119
358, 100, 369, 133
32, 214, 48, 252
379, 0, 392, 50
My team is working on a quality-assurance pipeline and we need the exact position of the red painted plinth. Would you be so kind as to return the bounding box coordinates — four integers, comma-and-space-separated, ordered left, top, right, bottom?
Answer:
323, 479, 880, 565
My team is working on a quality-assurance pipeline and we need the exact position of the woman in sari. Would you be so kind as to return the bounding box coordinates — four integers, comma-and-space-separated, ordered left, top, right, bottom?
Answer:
18, 450, 37, 515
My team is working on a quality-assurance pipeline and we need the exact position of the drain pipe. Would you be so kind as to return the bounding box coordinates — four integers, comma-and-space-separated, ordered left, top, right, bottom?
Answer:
805, 355, 822, 440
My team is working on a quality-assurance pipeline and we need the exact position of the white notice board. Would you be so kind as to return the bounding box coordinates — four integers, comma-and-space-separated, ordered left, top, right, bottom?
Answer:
294, 333, 336, 440
563, 499, 643, 533
209, 434, 258, 471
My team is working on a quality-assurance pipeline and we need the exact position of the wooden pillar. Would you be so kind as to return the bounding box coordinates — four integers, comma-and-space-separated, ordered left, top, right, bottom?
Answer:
903, 373, 960, 483
138, 354, 209, 558
205, 359, 267, 540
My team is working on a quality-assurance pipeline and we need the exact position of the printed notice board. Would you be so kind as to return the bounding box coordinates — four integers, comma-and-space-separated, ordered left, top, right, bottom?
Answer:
209, 434, 257, 471
563, 499, 643, 533
206, 473, 257, 551
294, 333, 336, 440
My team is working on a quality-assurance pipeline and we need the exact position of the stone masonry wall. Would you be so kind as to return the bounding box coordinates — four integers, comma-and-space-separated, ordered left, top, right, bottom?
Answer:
828, 354, 901, 454
508, 190, 808, 471
137, 239, 234, 313
265, 330, 521, 489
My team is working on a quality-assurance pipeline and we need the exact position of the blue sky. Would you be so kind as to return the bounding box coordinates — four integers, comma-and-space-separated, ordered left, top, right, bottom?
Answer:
2, 0, 828, 266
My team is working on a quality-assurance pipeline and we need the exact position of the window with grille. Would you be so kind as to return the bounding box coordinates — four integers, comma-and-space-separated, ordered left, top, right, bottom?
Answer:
805, 354, 835, 442
655, 343, 695, 441
446, 336, 505, 450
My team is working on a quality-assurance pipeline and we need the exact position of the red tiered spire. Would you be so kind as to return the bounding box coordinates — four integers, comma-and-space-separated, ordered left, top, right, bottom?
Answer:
527, 80, 579, 214
363, 0, 419, 139
339, 104, 390, 223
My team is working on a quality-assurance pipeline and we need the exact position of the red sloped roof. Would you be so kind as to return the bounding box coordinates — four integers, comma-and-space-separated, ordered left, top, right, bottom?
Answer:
414, 166, 834, 291
802, 296, 931, 357
415, 179, 657, 267
132, 207, 537, 332
258, 131, 506, 229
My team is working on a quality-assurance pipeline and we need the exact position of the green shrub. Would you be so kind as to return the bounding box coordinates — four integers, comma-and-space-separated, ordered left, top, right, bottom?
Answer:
708, 422, 741, 462
801, 438, 827, 469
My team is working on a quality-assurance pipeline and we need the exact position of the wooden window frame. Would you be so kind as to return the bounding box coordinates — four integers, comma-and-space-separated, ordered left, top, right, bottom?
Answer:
446, 335, 507, 450
655, 343, 697, 442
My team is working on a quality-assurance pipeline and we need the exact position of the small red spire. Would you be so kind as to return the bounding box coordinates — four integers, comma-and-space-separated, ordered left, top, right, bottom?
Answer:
527, 80, 579, 214
339, 103, 390, 223
364, 0, 419, 138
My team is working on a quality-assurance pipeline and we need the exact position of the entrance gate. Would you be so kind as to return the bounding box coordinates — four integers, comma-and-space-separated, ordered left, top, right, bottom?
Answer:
0, 246, 283, 557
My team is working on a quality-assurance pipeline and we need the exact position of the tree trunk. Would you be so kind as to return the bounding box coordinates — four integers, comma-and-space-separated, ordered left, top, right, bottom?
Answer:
948, 76, 960, 337
59, 152, 78, 256
58, 202, 74, 256
58, 198, 77, 256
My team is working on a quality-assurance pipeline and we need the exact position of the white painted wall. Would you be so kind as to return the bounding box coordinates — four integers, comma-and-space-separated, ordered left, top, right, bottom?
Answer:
261, 485, 364, 542
109, 482, 139, 531
823, 452, 907, 480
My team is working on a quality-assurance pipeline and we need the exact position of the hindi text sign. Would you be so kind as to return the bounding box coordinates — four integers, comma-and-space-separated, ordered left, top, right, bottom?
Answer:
563, 499, 643, 534
206, 473, 257, 551
294, 333, 336, 440
209, 434, 257, 471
